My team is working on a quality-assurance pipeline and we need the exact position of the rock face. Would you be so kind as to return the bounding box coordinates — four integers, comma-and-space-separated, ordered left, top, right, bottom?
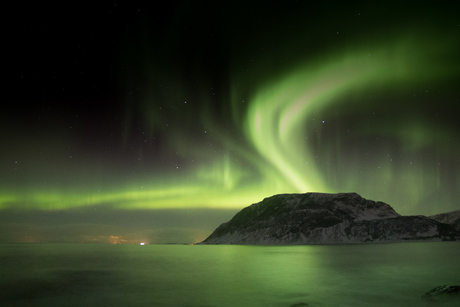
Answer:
201, 192, 459, 245
452, 219, 460, 232
429, 210, 460, 224
422, 285, 460, 303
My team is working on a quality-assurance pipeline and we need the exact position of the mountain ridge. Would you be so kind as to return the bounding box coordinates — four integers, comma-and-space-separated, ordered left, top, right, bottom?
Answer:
429, 210, 460, 224
201, 192, 459, 245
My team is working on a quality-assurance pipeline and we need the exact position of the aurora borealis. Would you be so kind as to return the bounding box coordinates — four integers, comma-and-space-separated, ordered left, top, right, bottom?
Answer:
2, 1, 459, 243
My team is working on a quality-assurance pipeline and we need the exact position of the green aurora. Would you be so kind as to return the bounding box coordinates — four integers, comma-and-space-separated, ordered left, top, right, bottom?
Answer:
2, 1, 459, 243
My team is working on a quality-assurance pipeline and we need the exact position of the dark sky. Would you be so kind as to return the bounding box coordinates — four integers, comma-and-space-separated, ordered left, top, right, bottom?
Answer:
2, 1, 459, 243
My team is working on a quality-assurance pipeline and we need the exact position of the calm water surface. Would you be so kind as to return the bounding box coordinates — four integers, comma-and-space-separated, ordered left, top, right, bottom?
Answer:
1, 242, 459, 306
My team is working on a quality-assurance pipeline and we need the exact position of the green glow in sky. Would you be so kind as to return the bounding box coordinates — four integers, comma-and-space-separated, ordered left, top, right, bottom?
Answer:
2, 2, 460, 244
2, 32, 458, 216
241, 34, 458, 212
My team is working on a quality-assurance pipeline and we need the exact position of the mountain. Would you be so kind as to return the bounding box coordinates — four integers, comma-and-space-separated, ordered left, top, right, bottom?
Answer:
201, 192, 459, 245
429, 210, 460, 224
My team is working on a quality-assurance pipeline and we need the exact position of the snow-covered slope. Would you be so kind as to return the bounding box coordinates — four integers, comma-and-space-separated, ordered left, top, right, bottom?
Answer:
201, 193, 459, 245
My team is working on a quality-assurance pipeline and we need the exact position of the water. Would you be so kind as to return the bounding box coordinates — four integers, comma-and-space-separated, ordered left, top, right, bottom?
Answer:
1, 242, 459, 306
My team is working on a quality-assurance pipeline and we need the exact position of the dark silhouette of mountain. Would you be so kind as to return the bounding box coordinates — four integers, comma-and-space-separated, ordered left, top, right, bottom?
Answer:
201, 193, 459, 244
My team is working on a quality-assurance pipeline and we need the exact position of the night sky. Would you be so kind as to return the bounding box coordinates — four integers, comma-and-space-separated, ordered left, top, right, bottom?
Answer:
2, 1, 459, 243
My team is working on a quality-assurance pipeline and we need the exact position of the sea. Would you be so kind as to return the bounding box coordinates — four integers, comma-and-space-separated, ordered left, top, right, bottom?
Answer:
1, 242, 459, 307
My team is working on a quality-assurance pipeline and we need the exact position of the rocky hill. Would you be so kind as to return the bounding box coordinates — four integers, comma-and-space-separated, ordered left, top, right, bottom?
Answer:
201, 193, 459, 244
429, 210, 460, 224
